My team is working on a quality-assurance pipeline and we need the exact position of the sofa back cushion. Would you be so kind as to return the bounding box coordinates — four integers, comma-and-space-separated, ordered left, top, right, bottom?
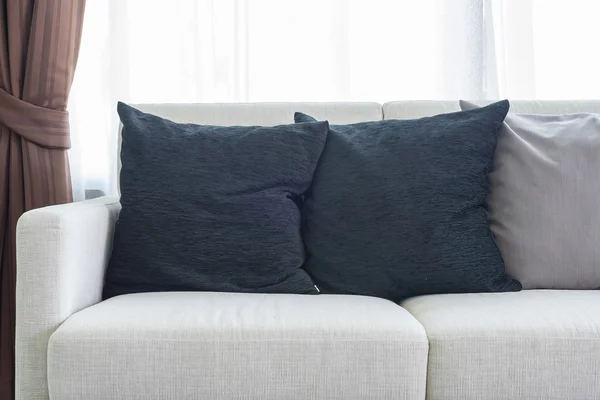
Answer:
104, 103, 329, 298
296, 101, 521, 302
383, 100, 600, 120
461, 100, 600, 289
118, 102, 382, 191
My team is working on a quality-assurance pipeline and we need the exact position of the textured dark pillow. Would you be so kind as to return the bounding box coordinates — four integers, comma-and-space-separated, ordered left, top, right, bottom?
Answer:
296, 101, 521, 302
104, 103, 328, 299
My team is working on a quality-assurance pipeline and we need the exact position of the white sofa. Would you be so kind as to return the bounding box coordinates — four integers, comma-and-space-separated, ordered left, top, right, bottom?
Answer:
16, 101, 600, 400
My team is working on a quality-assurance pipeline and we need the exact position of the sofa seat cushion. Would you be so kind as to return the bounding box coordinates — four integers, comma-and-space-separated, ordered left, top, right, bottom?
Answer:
401, 290, 600, 400
48, 292, 428, 400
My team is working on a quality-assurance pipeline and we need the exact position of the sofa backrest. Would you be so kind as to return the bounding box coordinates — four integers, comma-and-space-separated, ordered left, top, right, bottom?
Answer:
133, 102, 383, 125
383, 100, 600, 119
130, 100, 600, 129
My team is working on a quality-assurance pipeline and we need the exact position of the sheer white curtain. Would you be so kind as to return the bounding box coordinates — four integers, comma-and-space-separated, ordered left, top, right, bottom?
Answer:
69, 0, 600, 200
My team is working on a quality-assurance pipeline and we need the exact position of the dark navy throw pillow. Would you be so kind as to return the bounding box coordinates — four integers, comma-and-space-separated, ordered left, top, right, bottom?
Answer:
295, 100, 521, 302
104, 103, 329, 298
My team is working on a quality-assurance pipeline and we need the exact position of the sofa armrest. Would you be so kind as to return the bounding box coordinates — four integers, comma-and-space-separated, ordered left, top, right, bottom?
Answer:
15, 196, 120, 400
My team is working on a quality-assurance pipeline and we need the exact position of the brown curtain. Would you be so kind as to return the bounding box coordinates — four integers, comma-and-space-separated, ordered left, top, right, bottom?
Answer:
0, 0, 86, 398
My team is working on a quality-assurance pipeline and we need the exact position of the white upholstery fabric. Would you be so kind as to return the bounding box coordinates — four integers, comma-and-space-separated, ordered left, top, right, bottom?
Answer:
383, 100, 600, 120
402, 290, 600, 400
15, 196, 120, 400
134, 102, 383, 125
48, 292, 428, 400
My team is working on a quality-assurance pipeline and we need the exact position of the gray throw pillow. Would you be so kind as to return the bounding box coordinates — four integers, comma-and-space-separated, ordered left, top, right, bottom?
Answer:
104, 103, 328, 299
296, 101, 521, 302
461, 100, 600, 289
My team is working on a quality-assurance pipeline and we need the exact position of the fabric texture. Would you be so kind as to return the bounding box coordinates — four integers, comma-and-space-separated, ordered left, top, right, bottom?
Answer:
15, 196, 120, 400
0, 1, 86, 398
117, 102, 383, 194
48, 292, 428, 400
402, 290, 600, 400
105, 103, 328, 298
382, 100, 600, 121
461, 100, 600, 289
296, 101, 521, 302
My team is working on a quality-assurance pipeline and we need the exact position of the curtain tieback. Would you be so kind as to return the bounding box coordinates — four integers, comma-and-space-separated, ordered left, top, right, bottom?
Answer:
0, 87, 71, 149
